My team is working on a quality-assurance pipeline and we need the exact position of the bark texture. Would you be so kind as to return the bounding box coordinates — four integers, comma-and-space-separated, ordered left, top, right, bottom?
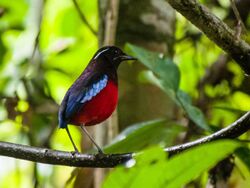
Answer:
166, 0, 250, 75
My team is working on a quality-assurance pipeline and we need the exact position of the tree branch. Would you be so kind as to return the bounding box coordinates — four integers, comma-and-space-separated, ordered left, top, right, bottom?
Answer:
72, 0, 97, 36
0, 141, 132, 168
166, 0, 250, 75
0, 112, 250, 167
165, 111, 250, 155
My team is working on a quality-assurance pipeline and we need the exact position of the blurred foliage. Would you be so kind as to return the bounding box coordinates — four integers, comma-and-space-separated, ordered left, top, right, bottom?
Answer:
0, 0, 250, 188
103, 141, 241, 188
0, 0, 98, 187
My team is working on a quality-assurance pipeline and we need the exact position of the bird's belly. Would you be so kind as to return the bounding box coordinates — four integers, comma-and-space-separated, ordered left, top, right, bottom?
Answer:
70, 81, 118, 126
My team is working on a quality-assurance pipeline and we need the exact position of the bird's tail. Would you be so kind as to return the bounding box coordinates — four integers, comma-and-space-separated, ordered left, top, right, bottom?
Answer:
58, 111, 67, 129
59, 120, 67, 128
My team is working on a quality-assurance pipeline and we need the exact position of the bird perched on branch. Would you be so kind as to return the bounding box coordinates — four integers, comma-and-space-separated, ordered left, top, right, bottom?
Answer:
58, 46, 136, 153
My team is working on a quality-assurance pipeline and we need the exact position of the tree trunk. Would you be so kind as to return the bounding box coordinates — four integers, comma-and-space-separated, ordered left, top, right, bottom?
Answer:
117, 0, 176, 129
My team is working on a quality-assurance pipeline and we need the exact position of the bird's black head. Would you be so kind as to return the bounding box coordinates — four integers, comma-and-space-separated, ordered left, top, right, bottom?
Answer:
93, 46, 136, 69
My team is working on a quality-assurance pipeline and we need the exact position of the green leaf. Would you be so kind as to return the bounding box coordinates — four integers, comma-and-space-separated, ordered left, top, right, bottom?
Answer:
126, 43, 210, 131
104, 119, 184, 153
163, 140, 240, 188
103, 146, 168, 188
236, 147, 250, 172
103, 140, 240, 188
0, 0, 28, 30
213, 106, 247, 114
138, 70, 177, 102
177, 90, 210, 130
126, 43, 180, 92
134, 146, 167, 166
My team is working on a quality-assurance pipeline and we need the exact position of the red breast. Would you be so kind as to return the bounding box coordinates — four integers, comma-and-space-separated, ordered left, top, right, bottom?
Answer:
70, 80, 118, 126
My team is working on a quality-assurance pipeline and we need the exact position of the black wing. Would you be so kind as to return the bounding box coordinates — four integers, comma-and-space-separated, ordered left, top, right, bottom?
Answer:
58, 73, 108, 128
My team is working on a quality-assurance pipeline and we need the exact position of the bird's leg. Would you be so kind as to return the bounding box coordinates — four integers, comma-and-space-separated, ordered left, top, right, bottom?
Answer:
80, 125, 104, 154
65, 126, 79, 153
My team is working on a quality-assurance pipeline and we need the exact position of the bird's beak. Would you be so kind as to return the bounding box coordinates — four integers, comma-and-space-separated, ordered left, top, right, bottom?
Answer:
119, 53, 137, 61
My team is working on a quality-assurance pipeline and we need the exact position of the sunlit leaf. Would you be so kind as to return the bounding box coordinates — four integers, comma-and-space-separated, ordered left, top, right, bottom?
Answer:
163, 140, 240, 188
104, 119, 184, 153
134, 146, 167, 166
103, 140, 241, 188
103, 146, 167, 188
0, 0, 28, 30
213, 106, 247, 114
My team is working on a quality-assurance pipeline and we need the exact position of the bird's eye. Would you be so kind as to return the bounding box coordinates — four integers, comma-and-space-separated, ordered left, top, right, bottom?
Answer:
114, 50, 118, 54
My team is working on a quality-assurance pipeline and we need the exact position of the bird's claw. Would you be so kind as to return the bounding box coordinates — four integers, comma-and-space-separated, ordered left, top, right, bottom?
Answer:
96, 149, 105, 158
70, 150, 80, 156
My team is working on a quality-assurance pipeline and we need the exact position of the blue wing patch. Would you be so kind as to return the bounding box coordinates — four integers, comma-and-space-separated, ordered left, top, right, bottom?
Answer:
80, 75, 108, 103
58, 74, 108, 128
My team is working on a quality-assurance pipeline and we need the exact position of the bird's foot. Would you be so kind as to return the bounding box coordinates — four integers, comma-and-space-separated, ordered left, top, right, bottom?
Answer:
70, 150, 80, 156
96, 149, 105, 158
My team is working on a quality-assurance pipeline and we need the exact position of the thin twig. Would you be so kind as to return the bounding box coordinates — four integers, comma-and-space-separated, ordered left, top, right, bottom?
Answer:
29, 0, 44, 64
230, 0, 247, 40
72, 0, 97, 36
0, 112, 249, 167
166, 0, 250, 75
29, 30, 41, 64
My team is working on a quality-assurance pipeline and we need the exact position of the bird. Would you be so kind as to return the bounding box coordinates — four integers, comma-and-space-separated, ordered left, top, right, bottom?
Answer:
58, 46, 136, 153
